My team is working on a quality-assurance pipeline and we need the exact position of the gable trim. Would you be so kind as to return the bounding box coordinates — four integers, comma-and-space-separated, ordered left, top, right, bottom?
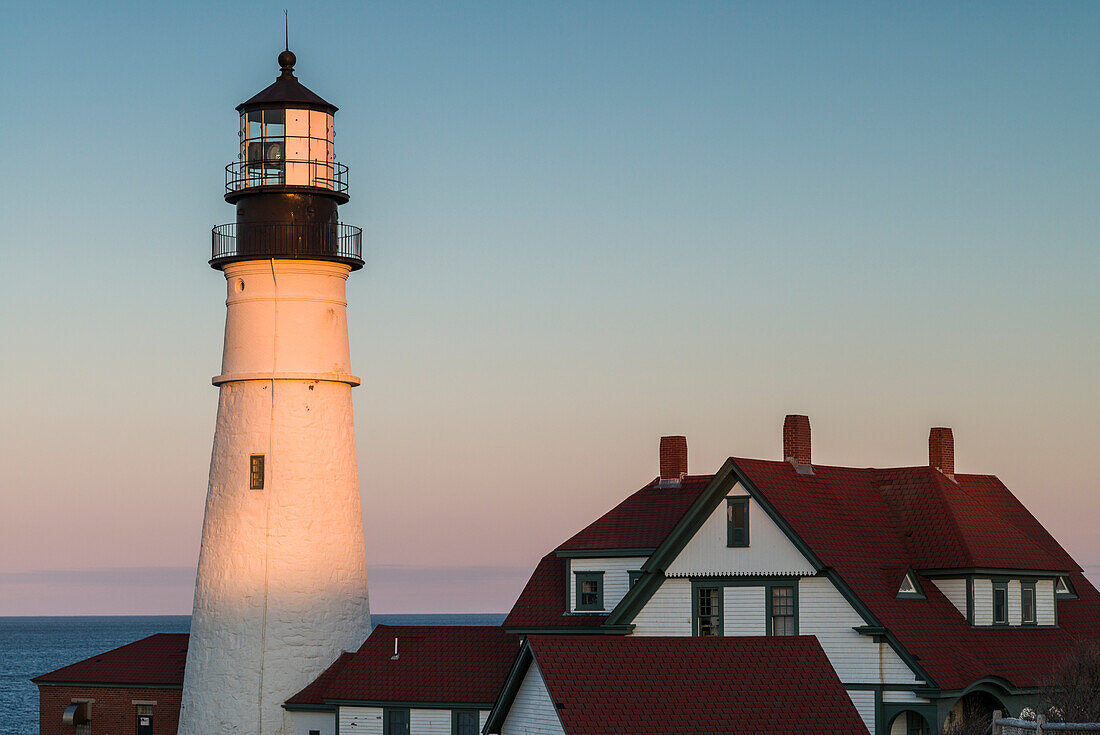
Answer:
483, 642, 532, 733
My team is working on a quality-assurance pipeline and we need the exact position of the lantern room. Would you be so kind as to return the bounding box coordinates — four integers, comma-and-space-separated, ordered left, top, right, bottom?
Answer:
211, 49, 362, 271
225, 49, 346, 201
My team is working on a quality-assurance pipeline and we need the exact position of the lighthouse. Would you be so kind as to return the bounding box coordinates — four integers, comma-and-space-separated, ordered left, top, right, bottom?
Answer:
178, 49, 371, 735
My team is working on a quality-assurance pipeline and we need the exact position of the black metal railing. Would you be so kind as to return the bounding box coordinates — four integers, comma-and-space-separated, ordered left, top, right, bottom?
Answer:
210, 222, 363, 269
224, 159, 349, 195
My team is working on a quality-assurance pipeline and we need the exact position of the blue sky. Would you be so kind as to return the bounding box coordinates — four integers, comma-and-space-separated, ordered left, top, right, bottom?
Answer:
1, 2, 1098, 613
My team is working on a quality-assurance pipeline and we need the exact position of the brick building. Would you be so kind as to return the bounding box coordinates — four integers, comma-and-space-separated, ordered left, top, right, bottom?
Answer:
32, 633, 186, 735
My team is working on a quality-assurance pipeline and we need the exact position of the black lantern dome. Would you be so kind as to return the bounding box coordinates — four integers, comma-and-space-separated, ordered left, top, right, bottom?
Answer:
211, 50, 362, 270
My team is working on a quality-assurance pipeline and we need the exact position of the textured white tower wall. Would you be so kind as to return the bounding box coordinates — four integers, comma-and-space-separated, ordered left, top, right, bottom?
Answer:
179, 260, 371, 735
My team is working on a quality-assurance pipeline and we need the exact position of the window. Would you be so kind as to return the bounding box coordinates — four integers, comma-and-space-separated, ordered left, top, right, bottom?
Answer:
452, 710, 479, 735
249, 454, 265, 489
629, 570, 643, 588
906, 711, 930, 735
575, 572, 603, 611
769, 586, 797, 635
309, 731, 320, 735
384, 708, 410, 735
896, 570, 924, 599
993, 581, 1008, 625
695, 586, 722, 636
1022, 582, 1036, 625
1056, 576, 1076, 598
727, 497, 749, 547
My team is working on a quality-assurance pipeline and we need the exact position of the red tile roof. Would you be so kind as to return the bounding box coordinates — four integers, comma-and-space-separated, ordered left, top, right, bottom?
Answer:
32, 633, 188, 687
503, 552, 608, 629
304, 625, 520, 705
526, 635, 868, 734
557, 475, 713, 552
732, 457, 1100, 690
505, 475, 712, 629
285, 650, 355, 706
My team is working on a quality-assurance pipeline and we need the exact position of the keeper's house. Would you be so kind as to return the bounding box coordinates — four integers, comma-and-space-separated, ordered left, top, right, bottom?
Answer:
502, 417, 1100, 734
33, 416, 1100, 735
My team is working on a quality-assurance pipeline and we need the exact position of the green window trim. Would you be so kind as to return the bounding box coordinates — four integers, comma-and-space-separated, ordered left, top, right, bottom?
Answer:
992, 581, 1008, 626
628, 570, 643, 588
575, 571, 604, 611
451, 709, 480, 735
1021, 581, 1037, 626
727, 497, 750, 547
766, 583, 798, 636
691, 582, 723, 636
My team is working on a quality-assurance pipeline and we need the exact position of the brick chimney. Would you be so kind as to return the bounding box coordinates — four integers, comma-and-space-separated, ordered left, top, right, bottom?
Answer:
659, 436, 688, 482
783, 415, 811, 466
929, 427, 954, 478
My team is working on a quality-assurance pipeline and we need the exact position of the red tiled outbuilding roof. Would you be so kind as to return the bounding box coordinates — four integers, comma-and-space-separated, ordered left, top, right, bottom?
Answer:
731, 457, 1100, 691
525, 634, 869, 734
285, 650, 355, 707
301, 625, 520, 706
32, 633, 188, 687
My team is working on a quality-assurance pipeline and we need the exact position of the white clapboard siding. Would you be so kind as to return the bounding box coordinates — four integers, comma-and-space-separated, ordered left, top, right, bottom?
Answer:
882, 691, 931, 704
799, 577, 921, 685
931, 578, 968, 618
973, 579, 993, 626
410, 709, 458, 735
569, 557, 645, 613
666, 487, 817, 578
1037, 579, 1055, 625
723, 586, 766, 635
848, 690, 876, 734
1008, 580, 1022, 626
339, 706, 383, 735
290, 711, 335, 735
632, 578, 692, 636
501, 660, 566, 735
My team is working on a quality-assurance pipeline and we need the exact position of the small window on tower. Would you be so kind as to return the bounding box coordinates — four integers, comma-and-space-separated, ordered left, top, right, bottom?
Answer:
249, 455, 265, 489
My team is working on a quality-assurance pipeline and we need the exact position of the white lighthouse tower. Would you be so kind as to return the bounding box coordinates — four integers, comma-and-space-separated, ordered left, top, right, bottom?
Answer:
178, 49, 371, 735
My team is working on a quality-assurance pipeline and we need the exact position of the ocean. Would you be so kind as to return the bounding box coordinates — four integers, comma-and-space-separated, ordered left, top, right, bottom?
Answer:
0, 613, 505, 735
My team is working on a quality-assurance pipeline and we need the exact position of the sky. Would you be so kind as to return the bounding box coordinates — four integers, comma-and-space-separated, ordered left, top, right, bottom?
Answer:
1, 1, 1098, 615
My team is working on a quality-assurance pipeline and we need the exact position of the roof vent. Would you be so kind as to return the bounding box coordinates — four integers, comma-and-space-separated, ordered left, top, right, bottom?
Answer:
658, 436, 687, 486
929, 427, 954, 481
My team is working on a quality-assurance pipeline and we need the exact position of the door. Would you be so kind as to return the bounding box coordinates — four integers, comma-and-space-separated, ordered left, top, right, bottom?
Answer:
137, 714, 153, 735
384, 708, 410, 735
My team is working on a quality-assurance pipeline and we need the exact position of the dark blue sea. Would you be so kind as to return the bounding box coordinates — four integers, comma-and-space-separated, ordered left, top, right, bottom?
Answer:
0, 614, 505, 735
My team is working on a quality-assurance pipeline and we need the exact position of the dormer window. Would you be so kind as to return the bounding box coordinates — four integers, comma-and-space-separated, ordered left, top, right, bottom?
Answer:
575, 572, 603, 611
1022, 582, 1036, 625
993, 581, 1008, 625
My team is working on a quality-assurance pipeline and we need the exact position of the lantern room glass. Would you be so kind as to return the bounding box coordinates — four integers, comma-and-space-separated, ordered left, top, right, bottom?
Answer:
238, 107, 336, 190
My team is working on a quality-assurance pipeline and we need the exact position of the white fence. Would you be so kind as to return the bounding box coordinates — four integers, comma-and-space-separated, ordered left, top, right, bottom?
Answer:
994, 711, 1100, 735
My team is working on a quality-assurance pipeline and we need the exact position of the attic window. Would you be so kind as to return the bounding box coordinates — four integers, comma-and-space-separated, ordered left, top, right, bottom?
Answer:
1056, 576, 1076, 598
727, 497, 749, 547
896, 571, 925, 599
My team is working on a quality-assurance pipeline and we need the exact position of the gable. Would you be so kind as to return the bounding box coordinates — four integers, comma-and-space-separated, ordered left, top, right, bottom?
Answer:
500, 660, 566, 735
665, 482, 817, 577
